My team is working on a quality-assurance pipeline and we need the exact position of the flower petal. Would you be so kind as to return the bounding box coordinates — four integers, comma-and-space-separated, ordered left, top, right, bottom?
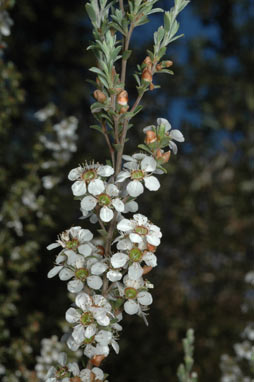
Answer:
67, 279, 84, 293
88, 179, 105, 195
143, 252, 157, 267
144, 176, 160, 191
75, 292, 91, 311
117, 219, 133, 232
111, 252, 129, 268
59, 268, 74, 281
137, 291, 153, 305
157, 117, 171, 132
141, 156, 156, 172
65, 307, 80, 323
116, 171, 130, 183
100, 206, 114, 222
79, 229, 93, 242
91, 262, 108, 275
112, 198, 125, 212
78, 244, 92, 257
127, 180, 144, 197
47, 265, 62, 278
124, 300, 139, 315
73, 324, 86, 344
129, 233, 143, 243
81, 196, 97, 211
95, 330, 112, 345
128, 262, 143, 280
47, 242, 61, 251
106, 269, 123, 282
169, 129, 184, 142
168, 140, 178, 154
87, 276, 103, 290
97, 165, 114, 177
68, 167, 82, 181
71, 181, 86, 196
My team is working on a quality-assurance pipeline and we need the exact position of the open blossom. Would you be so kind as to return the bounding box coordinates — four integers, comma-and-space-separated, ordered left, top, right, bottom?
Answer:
68, 162, 114, 197
66, 293, 113, 348
116, 153, 160, 197
111, 245, 157, 280
81, 183, 124, 222
45, 352, 104, 382
117, 214, 162, 247
144, 118, 184, 155
117, 276, 153, 316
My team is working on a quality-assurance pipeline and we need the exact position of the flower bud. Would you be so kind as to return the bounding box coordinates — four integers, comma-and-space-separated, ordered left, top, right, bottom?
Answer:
117, 90, 128, 106
147, 243, 157, 252
97, 245, 105, 256
143, 56, 153, 69
149, 83, 155, 91
142, 68, 153, 83
143, 265, 153, 275
156, 149, 171, 163
93, 90, 107, 103
156, 63, 162, 71
162, 151, 171, 163
91, 354, 106, 367
120, 106, 129, 114
145, 130, 157, 144
165, 60, 173, 68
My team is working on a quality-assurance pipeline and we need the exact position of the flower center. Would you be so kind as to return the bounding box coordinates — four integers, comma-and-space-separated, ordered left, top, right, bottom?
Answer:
134, 225, 148, 235
129, 247, 143, 262
82, 169, 96, 182
75, 268, 89, 282
125, 287, 138, 299
82, 335, 95, 345
80, 311, 94, 326
66, 238, 79, 250
97, 193, 111, 206
56, 367, 70, 379
131, 170, 144, 180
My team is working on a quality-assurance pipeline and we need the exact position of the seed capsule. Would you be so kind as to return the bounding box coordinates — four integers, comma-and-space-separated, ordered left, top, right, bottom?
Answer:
91, 354, 106, 367
142, 68, 153, 83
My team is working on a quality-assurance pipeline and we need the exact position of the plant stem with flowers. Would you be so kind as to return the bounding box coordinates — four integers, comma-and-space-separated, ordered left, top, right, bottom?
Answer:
45, 1, 190, 380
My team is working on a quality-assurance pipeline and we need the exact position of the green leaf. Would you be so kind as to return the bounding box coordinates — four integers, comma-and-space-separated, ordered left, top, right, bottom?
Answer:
138, 144, 153, 155
90, 124, 103, 134
85, 4, 97, 23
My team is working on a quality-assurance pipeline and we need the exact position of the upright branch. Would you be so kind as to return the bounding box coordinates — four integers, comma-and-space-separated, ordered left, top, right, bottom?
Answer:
45, 1, 190, 381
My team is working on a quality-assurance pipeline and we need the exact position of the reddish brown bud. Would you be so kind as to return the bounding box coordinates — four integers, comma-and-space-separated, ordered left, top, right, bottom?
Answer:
147, 243, 157, 252
162, 151, 171, 163
119, 106, 129, 114
145, 130, 157, 144
156, 63, 163, 71
165, 60, 173, 68
143, 56, 153, 69
155, 149, 163, 159
149, 83, 155, 91
97, 245, 105, 256
117, 90, 128, 105
143, 265, 153, 275
93, 90, 107, 103
91, 354, 106, 367
142, 68, 153, 83
70, 377, 82, 382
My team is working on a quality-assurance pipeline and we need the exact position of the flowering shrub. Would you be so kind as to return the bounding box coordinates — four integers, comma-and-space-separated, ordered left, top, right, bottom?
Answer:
44, 0, 193, 380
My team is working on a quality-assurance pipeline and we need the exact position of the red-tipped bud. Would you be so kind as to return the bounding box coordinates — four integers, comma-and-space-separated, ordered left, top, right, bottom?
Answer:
145, 130, 157, 144
93, 90, 107, 103
149, 83, 155, 91
117, 90, 128, 106
143, 56, 153, 69
91, 354, 106, 367
143, 265, 153, 275
147, 243, 157, 252
142, 68, 153, 83
165, 60, 173, 68
162, 151, 171, 163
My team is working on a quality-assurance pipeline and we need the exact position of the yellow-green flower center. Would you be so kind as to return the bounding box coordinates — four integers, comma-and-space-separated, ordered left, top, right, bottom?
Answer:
75, 268, 89, 282
98, 193, 111, 206
82, 169, 96, 182
66, 238, 79, 250
134, 225, 148, 235
56, 367, 70, 379
80, 311, 94, 326
125, 287, 138, 299
129, 247, 143, 262
131, 170, 144, 180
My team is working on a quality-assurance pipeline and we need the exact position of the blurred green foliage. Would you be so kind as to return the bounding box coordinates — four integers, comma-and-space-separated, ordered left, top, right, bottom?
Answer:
0, 0, 253, 381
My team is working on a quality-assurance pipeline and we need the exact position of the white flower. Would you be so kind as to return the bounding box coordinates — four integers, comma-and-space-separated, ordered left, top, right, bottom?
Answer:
68, 162, 114, 197
116, 154, 160, 197
81, 183, 124, 222
157, 117, 184, 154
45, 352, 80, 381
66, 293, 113, 349
47, 226, 93, 252
111, 246, 157, 280
119, 277, 153, 316
117, 214, 162, 247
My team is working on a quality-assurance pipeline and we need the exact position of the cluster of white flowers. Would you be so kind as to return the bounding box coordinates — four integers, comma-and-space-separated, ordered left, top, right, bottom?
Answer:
45, 116, 184, 378
0, 9, 13, 51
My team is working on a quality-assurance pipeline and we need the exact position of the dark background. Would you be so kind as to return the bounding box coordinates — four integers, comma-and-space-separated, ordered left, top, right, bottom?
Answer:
1, 0, 253, 380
